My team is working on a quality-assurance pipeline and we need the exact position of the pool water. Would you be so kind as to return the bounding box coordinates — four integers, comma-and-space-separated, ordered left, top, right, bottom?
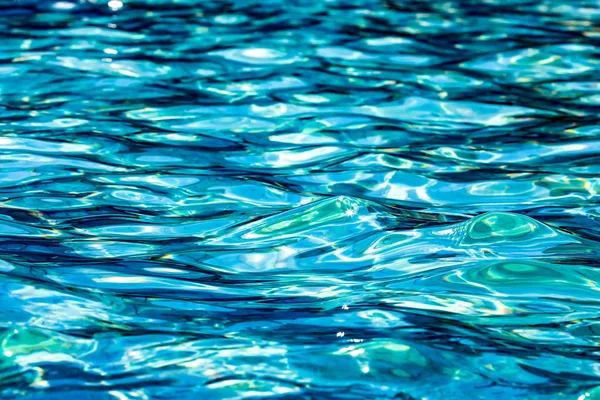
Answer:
1, 0, 600, 399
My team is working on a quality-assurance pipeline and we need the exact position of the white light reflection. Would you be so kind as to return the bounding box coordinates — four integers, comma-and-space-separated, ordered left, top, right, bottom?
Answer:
108, 0, 123, 11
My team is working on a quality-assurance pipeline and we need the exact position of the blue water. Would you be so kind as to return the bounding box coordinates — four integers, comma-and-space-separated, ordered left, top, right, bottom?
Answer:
1, 0, 600, 399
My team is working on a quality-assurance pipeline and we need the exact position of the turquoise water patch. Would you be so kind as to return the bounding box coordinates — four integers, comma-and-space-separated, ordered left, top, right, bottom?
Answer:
1, 0, 600, 399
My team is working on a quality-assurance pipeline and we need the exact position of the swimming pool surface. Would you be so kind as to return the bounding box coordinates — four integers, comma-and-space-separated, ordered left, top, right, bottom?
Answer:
1, 0, 600, 399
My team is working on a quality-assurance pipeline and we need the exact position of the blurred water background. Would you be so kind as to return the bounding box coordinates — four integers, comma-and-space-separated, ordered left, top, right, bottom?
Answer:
1, 0, 600, 399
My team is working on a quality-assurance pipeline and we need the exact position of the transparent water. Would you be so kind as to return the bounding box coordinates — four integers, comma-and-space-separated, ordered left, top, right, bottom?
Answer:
1, 0, 600, 399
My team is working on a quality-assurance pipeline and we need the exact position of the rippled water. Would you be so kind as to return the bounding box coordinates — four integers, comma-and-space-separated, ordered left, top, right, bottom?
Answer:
1, 0, 600, 399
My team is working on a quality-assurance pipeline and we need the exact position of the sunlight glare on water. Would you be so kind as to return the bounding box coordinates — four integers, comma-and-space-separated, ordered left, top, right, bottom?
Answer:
0, 0, 600, 399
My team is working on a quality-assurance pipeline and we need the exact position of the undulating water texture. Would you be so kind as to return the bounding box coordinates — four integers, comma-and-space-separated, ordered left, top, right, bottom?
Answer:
1, 0, 600, 399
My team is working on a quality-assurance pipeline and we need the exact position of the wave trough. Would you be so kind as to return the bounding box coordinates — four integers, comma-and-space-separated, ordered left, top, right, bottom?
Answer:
1, 0, 600, 399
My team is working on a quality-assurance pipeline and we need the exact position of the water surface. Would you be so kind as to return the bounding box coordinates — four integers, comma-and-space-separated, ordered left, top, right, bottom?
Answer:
1, 0, 600, 399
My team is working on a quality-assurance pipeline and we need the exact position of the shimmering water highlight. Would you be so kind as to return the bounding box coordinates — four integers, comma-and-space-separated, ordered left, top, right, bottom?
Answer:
1, 0, 600, 399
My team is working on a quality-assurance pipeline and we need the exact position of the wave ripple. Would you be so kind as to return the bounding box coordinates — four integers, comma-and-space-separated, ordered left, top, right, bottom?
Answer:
0, 0, 599, 399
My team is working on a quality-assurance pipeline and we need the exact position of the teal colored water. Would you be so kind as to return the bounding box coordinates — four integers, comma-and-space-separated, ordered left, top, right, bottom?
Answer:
1, 0, 600, 399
